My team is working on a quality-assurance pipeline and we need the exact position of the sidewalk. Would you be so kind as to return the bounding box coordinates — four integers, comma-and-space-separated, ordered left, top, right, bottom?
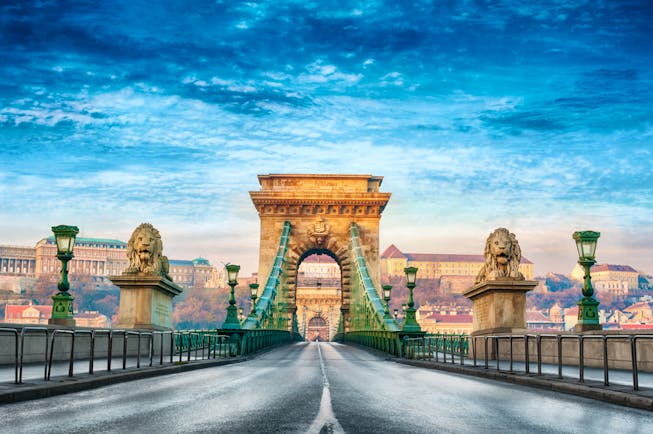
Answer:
0, 356, 246, 404
394, 356, 653, 411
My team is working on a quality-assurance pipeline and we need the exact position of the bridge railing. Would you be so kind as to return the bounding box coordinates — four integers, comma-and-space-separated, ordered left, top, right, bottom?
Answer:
344, 330, 404, 356
175, 331, 235, 360
0, 326, 197, 384
399, 332, 653, 391
403, 334, 469, 361
1, 323, 302, 385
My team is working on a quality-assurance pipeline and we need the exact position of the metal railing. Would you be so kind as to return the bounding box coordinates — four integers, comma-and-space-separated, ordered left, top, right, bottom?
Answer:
403, 334, 469, 363
0, 327, 219, 384
400, 333, 653, 391
2, 325, 300, 385
344, 331, 404, 357
175, 331, 235, 361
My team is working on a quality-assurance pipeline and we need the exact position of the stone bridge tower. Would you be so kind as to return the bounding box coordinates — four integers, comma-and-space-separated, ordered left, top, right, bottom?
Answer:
249, 174, 391, 318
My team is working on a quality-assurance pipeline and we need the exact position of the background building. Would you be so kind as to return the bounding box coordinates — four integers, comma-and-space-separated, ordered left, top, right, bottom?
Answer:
4, 303, 52, 325
571, 263, 638, 294
169, 257, 225, 289
297, 255, 341, 287
1, 236, 224, 289
0, 245, 36, 276
381, 244, 534, 281
3, 303, 110, 327
416, 306, 473, 334
35, 236, 128, 279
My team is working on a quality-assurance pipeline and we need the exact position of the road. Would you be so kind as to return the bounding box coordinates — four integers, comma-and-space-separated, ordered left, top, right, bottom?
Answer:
0, 342, 650, 433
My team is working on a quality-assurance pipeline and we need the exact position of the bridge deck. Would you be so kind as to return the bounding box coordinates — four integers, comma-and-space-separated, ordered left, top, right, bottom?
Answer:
1, 343, 650, 433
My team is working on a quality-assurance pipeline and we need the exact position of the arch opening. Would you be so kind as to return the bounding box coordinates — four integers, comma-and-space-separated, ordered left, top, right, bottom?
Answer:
295, 251, 342, 341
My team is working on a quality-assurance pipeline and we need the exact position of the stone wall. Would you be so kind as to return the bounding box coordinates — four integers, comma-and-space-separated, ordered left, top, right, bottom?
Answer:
469, 330, 653, 372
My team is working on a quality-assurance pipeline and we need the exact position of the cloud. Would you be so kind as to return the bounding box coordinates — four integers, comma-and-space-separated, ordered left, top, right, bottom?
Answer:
1, 0, 651, 276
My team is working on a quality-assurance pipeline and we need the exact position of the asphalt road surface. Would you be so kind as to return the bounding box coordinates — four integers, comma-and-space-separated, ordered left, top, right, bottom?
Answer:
0, 342, 650, 433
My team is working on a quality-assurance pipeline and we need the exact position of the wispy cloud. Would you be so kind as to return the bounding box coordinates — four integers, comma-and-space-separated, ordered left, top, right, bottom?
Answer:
1, 1, 651, 275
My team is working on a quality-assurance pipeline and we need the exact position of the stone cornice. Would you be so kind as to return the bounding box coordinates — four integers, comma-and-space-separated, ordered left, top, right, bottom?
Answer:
250, 192, 391, 204
250, 192, 391, 216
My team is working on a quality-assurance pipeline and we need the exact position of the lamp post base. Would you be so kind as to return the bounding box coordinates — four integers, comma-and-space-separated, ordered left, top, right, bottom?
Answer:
575, 296, 602, 332
401, 308, 422, 333
49, 292, 75, 327
222, 305, 242, 329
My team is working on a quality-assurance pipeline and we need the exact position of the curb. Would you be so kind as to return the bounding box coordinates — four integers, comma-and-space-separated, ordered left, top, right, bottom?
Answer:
394, 359, 653, 411
0, 357, 247, 405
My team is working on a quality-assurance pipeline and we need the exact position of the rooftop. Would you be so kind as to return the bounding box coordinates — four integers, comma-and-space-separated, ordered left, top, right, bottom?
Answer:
592, 264, 638, 273
43, 236, 127, 247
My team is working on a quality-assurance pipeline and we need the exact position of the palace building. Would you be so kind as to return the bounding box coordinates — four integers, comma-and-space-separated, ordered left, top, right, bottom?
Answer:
35, 236, 128, 279
571, 263, 639, 295
380, 244, 534, 281
168, 257, 225, 289
0, 245, 37, 276
0, 236, 224, 289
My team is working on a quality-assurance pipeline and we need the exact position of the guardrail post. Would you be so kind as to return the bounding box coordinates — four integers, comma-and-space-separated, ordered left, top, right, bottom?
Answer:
578, 335, 584, 383
557, 335, 562, 379
602, 335, 609, 386
509, 336, 513, 372
536, 335, 542, 376
631, 336, 639, 391
89, 330, 95, 375
524, 335, 529, 374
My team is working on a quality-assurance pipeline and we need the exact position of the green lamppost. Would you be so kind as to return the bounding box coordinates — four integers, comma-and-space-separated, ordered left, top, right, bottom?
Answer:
382, 285, 393, 320
222, 263, 241, 329
248, 283, 259, 317
393, 308, 399, 321
49, 225, 79, 327
401, 266, 422, 332
573, 231, 602, 331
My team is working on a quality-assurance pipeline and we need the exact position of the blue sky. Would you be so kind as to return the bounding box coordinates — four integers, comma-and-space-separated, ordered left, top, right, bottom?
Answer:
1, 1, 652, 277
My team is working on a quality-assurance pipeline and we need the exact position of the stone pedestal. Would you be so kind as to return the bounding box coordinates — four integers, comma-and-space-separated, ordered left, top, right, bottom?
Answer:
463, 279, 538, 336
110, 275, 183, 330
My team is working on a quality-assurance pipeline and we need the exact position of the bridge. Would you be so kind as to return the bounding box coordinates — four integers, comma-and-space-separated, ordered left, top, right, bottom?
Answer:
1, 174, 652, 432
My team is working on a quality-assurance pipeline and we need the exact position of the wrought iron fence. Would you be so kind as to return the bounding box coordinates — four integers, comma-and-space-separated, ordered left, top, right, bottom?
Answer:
0, 327, 219, 384
344, 331, 404, 356
403, 334, 469, 363
400, 332, 653, 391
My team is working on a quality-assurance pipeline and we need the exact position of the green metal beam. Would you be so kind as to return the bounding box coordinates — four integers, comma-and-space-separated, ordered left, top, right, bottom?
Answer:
242, 221, 291, 330
348, 222, 400, 333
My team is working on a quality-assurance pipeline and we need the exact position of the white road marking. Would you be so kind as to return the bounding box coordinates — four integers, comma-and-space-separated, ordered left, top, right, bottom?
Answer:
306, 342, 345, 434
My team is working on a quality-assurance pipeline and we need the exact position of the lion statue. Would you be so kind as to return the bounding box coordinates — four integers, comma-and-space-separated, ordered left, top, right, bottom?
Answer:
124, 223, 171, 280
474, 227, 524, 284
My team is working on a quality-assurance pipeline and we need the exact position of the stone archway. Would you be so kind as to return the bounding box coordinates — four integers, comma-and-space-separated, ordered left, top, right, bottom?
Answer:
306, 315, 328, 341
295, 252, 342, 340
250, 174, 391, 324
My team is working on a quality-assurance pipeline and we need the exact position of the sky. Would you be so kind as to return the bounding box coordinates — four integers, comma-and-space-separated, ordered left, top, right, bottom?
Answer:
1, 0, 652, 278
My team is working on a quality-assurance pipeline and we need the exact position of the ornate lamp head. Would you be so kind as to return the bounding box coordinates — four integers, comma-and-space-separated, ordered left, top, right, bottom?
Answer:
404, 267, 418, 287
51, 225, 79, 256
226, 263, 240, 285
573, 231, 600, 261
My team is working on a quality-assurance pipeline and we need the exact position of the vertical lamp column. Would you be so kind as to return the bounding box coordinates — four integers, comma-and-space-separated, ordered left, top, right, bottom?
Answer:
222, 263, 241, 329
573, 231, 602, 331
401, 266, 422, 332
49, 225, 79, 327
382, 285, 392, 320
248, 283, 259, 317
